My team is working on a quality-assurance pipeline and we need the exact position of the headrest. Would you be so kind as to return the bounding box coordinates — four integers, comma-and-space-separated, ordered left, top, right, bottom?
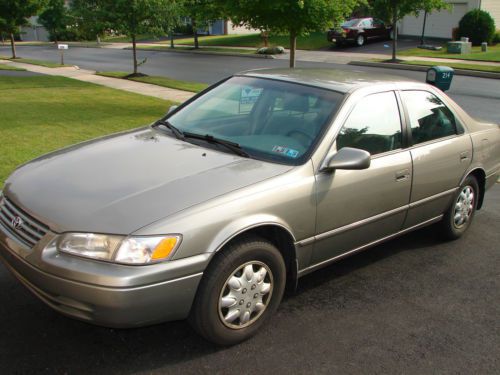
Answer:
283, 94, 309, 113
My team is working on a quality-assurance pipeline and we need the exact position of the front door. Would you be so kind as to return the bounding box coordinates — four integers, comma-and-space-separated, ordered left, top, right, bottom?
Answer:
312, 91, 412, 265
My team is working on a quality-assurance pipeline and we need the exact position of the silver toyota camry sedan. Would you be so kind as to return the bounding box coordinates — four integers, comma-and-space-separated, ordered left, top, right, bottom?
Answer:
1, 69, 499, 345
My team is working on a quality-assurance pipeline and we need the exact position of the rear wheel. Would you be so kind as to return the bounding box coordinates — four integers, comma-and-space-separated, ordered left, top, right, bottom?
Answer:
189, 235, 286, 345
440, 175, 479, 240
356, 34, 365, 46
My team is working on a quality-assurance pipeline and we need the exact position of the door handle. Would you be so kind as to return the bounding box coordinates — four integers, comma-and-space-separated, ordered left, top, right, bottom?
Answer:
460, 151, 470, 162
395, 169, 410, 182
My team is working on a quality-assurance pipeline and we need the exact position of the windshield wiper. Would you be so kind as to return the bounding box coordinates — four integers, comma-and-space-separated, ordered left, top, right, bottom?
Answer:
183, 132, 249, 157
155, 120, 185, 140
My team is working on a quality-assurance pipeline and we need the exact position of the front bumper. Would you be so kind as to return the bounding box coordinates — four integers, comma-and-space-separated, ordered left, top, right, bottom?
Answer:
0, 228, 208, 328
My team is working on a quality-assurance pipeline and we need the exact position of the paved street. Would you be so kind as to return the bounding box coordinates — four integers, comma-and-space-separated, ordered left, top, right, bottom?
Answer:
2, 45, 499, 124
0, 185, 498, 374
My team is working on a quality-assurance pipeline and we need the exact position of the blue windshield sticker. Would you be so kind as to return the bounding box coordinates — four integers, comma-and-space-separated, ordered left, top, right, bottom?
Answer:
272, 146, 300, 158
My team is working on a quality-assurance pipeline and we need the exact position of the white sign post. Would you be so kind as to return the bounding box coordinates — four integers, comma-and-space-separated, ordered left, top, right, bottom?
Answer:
57, 44, 68, 65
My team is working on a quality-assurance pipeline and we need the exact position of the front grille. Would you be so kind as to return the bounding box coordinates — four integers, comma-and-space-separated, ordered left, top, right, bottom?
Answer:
0, 195, 49, 248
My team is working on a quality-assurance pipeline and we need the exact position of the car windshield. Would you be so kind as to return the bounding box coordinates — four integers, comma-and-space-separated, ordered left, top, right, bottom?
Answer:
341, 19, 360, 27
166, 76, 344, 165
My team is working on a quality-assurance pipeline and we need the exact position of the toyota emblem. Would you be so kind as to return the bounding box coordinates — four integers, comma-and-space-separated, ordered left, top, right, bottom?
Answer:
11, 216, 24, 230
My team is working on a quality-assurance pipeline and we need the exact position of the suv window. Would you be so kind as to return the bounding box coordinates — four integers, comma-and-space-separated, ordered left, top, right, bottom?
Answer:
402, 91, 457, 144
337, 91, 402, 155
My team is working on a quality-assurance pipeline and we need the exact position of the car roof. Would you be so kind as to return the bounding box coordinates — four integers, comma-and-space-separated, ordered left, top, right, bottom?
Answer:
240, 68, 419, 94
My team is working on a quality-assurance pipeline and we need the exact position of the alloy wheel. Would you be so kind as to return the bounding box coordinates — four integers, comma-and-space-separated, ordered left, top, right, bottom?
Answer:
218, 261, 273, 329
453, 185, 474, 228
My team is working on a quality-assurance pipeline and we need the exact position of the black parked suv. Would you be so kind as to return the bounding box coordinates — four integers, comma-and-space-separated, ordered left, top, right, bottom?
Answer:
327, 17, 393, 47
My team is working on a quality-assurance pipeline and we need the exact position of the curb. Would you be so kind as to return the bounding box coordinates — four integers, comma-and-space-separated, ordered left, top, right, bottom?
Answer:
349, 60, 500, 79
129, 47, 276, 59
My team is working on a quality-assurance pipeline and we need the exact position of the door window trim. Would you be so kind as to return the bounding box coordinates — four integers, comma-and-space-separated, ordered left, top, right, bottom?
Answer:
399, 89, 466, 148
320, 89, 408, 168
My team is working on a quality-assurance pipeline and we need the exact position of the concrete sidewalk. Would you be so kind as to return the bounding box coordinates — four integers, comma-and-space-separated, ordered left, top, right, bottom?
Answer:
0, 59, 195, 103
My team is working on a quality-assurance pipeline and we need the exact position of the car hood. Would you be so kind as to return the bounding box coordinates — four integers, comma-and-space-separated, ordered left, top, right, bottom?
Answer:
4, 127, 292, 234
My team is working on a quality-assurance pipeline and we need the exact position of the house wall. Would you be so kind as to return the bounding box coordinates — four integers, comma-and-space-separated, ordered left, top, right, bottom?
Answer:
481, 0, 500, 25
20, 16, 50, 42
225, 21, 260, 35
398, 0, 490, 40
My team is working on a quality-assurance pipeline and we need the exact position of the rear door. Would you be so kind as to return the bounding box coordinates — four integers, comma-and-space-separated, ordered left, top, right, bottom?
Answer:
400, 90, 472, 228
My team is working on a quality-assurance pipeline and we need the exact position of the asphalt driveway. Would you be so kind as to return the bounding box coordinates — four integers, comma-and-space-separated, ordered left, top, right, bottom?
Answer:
0, 184, 498, 374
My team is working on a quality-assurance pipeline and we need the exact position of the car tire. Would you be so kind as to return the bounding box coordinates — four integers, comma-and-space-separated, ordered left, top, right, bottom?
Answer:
189, 235, 286, 346
440, 175, 479, 240
355, 34, 365, 46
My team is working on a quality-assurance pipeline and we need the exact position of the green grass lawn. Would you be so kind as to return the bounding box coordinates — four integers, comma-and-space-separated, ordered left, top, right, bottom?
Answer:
0, 57, 69, 68
96, 71, 209, 93
0, 75, 172, 187
102, 34, 159, 43
136, 44, 257, 54
399, 44, 500, 62
0, 64, 26, 71
400, 60, 500, 73
172, 32, 331, 50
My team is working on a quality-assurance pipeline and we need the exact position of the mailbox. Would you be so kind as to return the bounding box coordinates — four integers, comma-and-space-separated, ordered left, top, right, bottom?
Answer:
426, 66, 454, 91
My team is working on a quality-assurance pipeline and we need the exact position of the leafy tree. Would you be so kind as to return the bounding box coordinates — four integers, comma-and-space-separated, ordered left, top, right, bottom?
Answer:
183, 0, 224, 49
0, 0, 42, 58
101, 0, 179, 74
70, 0, 109, 43
458, 9, 495, 45
38, 0, 68, 44
372, 0, 448, 61
220, 0, 361, 68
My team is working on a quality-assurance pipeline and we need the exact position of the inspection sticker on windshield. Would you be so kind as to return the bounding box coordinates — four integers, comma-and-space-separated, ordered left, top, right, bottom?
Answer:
272, 146, 299, 158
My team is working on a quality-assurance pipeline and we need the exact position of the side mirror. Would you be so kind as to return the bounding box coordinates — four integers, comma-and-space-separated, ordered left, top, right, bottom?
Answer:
322, 147, 371, 171
167, 105, 178, 115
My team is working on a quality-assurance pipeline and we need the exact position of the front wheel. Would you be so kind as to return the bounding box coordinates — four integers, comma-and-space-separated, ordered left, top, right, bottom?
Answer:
439, 175, 479, 240
189, 235, 286, 345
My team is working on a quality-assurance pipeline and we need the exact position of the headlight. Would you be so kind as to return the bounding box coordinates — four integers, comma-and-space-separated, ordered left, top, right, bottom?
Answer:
56, 233, 181, 265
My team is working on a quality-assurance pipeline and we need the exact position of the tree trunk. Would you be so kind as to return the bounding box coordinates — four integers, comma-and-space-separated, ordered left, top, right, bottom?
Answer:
10, 33, 17, 59
420, 10, 428, 45
170, 30, 174, 48
192, 19, 199, 49
289, 32, 297, 68
97, 35, 101, 45
262, 31, 269, 47
132, 34, 138, 74
391, 2, 398, 62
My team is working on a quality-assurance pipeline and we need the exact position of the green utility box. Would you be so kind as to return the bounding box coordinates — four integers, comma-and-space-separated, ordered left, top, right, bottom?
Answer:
426, 66, 454, 91
447, 41, 472, 54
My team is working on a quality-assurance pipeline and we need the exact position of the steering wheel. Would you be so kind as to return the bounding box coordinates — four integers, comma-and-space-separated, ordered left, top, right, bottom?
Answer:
287, 130, 314, 147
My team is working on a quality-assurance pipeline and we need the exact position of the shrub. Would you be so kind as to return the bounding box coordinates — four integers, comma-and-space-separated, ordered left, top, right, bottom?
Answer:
494, 31, 500, 44
257, 46, 285, 55
458, 9, 495, 46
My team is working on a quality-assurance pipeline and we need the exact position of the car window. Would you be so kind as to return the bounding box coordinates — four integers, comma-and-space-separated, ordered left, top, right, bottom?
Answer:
168, 76, 344, 165
402, 91, 457, 144
342, 19, 360, 27
373, 19, 384, 27
337, 91, 402, 155
361, 19, 373, 27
